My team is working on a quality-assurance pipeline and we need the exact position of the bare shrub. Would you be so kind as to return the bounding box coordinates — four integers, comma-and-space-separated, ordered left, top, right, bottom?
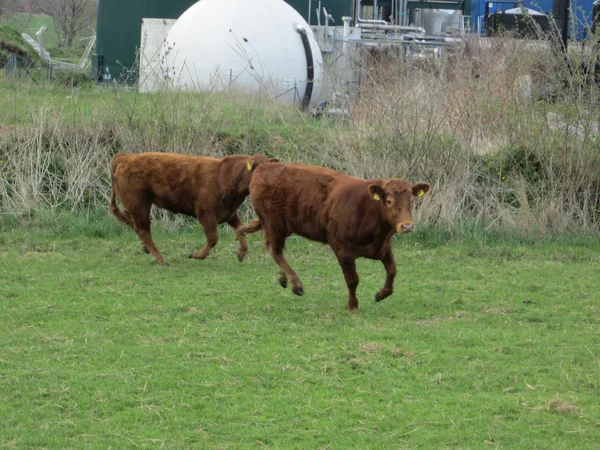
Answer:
326, 32, 600, 233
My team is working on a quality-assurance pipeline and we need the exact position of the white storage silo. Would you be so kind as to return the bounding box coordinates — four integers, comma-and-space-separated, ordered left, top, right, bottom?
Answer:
160, 0, 323, 107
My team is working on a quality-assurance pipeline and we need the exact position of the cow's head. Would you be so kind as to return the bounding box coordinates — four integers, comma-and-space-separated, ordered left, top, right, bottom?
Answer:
368, 179, 430, 233
246, 154, 280, 172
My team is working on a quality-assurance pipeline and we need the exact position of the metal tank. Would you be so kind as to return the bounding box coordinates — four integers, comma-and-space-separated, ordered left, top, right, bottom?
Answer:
420, 9, 462, 34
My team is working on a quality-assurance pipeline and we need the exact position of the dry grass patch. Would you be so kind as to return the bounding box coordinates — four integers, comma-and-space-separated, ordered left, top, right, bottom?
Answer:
358, 342, 384, 353
541, 396, 581, 416
391, 347, 416, 358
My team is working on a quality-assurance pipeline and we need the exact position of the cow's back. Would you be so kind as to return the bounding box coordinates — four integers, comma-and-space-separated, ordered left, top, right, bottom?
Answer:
250, 164, 368, 244
111, 152, 222, 216
251, 163, 392, 256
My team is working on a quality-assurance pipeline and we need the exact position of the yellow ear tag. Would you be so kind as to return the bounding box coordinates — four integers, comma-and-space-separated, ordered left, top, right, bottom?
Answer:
373, 193, 381, 201
417, 189, 424, 198
247, 161, 252, 171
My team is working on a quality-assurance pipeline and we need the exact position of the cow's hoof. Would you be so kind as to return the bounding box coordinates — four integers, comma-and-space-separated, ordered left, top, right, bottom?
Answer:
189, 252, 207, 260
237, 252, 246, 263
162, 261, 171, 267
279, 277, 288, 289
142, 246, 150, 255
292, 286, 304, 296
375, 290, 391, 302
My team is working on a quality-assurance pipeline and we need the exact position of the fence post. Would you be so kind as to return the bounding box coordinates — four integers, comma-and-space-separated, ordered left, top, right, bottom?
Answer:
6, 55, 17, 79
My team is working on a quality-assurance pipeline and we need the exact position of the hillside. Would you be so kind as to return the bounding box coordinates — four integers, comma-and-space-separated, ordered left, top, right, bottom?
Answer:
3, 12, 59, 48
0, 23, 40, 68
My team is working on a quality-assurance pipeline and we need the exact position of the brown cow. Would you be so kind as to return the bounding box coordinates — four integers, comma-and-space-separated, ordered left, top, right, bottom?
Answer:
240, 163, 430, 311
109, 152, 278, 265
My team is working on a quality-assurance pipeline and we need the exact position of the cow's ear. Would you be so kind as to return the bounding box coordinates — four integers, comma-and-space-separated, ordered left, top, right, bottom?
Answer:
412, 183, 430, 198
269, 158, 280, 163
368, 184, 385, 201
246, 156, 263, 171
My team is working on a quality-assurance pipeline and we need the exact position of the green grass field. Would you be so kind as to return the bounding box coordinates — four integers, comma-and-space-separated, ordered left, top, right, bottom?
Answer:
1, 213, 599, 448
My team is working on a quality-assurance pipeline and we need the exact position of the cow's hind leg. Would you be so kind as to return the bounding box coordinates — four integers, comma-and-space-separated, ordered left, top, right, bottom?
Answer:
190, 215, 218, 260
375, 248, 396, 302
132, 205, 167, 265
336, 253, 360, 312
239, 218, 262, 235
226, 212, 249, 262
265, 235, 304, 296
111, 186, 148, 254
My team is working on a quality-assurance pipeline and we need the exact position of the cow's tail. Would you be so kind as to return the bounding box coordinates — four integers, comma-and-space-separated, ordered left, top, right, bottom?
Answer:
109, 155, 134, 227
239, 218, 262, 236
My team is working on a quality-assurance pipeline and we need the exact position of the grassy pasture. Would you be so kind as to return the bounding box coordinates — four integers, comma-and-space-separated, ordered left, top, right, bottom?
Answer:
1, 214, 599, 448
1, 29, 600, 448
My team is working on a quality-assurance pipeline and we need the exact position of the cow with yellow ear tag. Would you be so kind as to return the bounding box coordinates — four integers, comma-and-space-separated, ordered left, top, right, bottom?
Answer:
240, 162, 430, 312
369, 180, 431, 234
109, 152, 279, 265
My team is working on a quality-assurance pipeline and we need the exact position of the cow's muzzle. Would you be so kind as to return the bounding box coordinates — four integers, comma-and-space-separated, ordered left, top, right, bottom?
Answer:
396, 222, 414, 233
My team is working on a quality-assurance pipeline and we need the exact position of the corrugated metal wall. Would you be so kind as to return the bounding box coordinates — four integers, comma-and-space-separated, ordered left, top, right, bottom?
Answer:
95, 0, 197, 81
285, 0, 354, 25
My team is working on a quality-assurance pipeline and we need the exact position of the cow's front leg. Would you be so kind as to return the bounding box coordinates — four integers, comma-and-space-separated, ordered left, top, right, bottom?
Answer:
337, 255, 360, 312
226, 212, 249, 262
190, 216, 218, 260
375, 248, 396, 302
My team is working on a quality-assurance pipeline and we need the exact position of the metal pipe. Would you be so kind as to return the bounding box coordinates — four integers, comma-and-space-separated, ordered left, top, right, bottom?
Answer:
357, 18, 389, 24
295, 25, 315, 111
357, 22, 426, 34
324, 7, 329, 43
355, 0, 389, 24
399, 0, 403, 25
318, 0, 322, 25
399, 0, 404, 25
342, 16, 352, 40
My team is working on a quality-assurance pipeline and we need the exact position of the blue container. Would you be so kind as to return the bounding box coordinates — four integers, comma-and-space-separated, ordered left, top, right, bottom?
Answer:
472, 0, 595, 38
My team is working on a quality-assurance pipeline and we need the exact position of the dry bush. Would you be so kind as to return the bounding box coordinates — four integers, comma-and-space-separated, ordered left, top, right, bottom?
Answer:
0, 82, 309, 228
325, 33, 600, 233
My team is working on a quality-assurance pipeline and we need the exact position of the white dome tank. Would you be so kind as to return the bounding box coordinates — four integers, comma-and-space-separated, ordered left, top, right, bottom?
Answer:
161, 0, 323, 107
